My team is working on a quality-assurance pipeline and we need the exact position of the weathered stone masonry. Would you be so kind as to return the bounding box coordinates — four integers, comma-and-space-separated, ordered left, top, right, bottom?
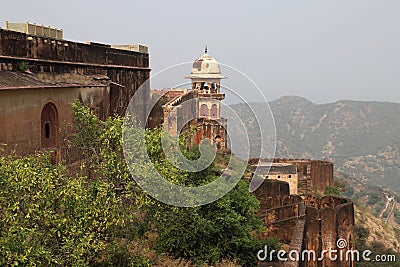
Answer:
0, 27, 150, 163
0, 28, 150, 118
254, 179, 355, 267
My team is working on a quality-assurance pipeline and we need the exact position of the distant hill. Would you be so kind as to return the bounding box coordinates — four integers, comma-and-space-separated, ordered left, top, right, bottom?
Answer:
230, 96, 400, 195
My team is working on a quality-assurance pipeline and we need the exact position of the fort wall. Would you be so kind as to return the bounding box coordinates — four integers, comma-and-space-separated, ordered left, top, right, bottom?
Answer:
254, 179, 355, 267
255, 180, 304, 242
303, 196, 354, 267
249, 158, 334, 195
0, 82, 109, 161
0, 28, 150, 118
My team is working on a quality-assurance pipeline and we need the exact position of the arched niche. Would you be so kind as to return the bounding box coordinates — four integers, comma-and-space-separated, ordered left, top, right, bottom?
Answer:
41, 102, 59, 162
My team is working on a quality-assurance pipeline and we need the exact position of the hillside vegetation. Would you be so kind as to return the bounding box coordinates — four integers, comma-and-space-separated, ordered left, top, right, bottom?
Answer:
231, 96, 400, 254
231, 96, 400, 194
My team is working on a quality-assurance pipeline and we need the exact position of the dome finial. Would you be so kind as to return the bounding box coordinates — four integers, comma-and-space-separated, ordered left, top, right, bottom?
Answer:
205, 45, 208, 54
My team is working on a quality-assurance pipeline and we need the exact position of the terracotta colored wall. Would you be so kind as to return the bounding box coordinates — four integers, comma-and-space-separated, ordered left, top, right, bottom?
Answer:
254, 180, 304, 242
254, 179, 291, 211
303, 196, 355, 267
251, 158, 334, 195
0, 86, 109, 161
0, 29, 150, 119
310, 160, 334, 194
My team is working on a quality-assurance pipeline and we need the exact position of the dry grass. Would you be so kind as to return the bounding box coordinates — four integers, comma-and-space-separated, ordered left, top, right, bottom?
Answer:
121, 231, 240, 267
355, 205, 400, 252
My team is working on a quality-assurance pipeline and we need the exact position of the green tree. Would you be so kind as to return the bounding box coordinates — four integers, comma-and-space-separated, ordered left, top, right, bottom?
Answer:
155, 179, 279, 266
147, 145, 279, 266
324, 185, 341, 197
0, 153, 126, 266
0, 103, 147, 266
324, 179, 348, 197
72, 103, 280, 266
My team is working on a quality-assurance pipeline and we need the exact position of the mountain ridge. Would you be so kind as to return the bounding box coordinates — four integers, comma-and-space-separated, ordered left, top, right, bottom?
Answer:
230, 96, 400, 194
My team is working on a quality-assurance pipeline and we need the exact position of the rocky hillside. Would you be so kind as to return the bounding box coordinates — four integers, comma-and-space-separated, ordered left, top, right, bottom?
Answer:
231, 96, 400, 250
231, 96, 400, 195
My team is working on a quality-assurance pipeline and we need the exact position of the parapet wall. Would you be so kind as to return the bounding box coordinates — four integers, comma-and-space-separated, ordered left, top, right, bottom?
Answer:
249, 158, 334, 195
310, 161, 334, 194
0, 28, 150, 118
254, 179, 291, 211
303, 196, 355, 267
255, 180, 304, 242
6, 22, 63, 39
0, 29, 148, 68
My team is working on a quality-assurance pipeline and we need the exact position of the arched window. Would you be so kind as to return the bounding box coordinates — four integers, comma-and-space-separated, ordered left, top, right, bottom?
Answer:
41, 102, 58, 150
210, 104, 218, 118
200, 104, 209, 117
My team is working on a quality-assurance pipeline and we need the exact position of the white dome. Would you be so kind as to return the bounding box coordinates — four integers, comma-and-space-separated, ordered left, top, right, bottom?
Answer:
187, 51, 225, 79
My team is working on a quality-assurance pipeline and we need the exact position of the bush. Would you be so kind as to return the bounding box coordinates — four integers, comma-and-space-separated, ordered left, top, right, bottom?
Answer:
367, 191, 381, 205
17, 61, 31, 72
154, 167, 280, 266
324, 186, 340, 196
0, 154, 126, 266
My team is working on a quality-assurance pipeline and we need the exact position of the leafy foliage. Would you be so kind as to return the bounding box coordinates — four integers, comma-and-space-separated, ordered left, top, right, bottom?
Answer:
72, 102, 280, 266
147, 143, 278, 266
155, 178, 279, 266
0, 154, 125, 266
324, 185, 341, 197
325, 180, 347, 197
1, 102, 275, 266
17, 61, 31, 72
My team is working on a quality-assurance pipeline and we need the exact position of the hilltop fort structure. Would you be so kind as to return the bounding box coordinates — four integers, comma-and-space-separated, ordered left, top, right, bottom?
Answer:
0, 21, 150, 163
0, 22, 354, 266
145, 48, 354, 266
149, 48, 228, 151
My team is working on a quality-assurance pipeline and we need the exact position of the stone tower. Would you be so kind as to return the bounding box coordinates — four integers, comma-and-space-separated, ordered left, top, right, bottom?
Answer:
186, 47, 225, 119
186, 48, 228, 150
160, 48, 228, 150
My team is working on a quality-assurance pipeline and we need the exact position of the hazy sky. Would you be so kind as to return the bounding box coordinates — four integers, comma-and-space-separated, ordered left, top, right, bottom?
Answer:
2, 0, 400, 103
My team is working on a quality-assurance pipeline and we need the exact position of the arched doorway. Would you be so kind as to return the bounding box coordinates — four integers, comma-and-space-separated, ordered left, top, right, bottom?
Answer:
41, 102, 59, 162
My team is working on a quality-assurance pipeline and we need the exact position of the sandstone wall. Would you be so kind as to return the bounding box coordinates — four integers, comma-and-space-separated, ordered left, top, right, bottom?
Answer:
0, 85, 109, 161
250, 158, 334, 195
254, 180, 304, 242
303, 196, 355, 267
0, 29, 150, 119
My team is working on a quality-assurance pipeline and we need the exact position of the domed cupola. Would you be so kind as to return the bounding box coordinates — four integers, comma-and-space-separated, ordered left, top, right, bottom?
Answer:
187, 47, 225, 79
186, 47, 225, 91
